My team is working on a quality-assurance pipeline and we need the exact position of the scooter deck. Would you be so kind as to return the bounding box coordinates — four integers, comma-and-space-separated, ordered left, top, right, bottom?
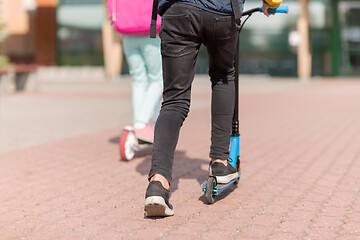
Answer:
137, 138, 153, 145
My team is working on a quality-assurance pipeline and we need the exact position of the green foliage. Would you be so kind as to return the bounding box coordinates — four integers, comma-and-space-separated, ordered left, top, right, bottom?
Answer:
0, 18, 8, 67
0, 55, 10, 67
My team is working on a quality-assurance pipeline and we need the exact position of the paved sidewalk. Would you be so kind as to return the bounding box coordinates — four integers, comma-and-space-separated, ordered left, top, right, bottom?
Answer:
1, 76, 360, 239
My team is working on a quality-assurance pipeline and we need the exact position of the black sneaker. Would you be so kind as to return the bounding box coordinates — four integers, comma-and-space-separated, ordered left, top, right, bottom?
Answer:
144, 181, 174, 217
211, 161, 238, 184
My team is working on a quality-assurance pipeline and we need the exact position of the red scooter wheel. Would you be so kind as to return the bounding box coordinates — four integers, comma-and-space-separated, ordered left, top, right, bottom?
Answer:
119, 129, 138, 161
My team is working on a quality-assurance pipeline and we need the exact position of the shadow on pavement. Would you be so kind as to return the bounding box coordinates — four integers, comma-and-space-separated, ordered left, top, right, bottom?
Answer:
135, 150, 209, 194
109, 136, 119, 144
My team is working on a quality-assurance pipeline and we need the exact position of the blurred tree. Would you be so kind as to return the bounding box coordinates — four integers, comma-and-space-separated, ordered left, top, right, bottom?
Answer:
0, 0, 10, 67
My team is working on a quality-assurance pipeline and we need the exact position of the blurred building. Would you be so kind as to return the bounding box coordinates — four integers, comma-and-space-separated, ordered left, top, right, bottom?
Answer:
0, 0, 359, 77
57, 0, 106, 66
0, 0, 56, 65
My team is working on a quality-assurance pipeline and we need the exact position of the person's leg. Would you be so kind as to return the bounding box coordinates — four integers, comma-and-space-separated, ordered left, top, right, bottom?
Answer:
149, 51, 199, 185
202, 12, 240, 183
145, 4, 202, 217
148, 4, 202, 187
122, 36, 147, 125
137, 36, 163, 126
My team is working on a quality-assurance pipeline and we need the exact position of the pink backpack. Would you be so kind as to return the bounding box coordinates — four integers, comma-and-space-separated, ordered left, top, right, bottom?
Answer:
107, 0, 161, 36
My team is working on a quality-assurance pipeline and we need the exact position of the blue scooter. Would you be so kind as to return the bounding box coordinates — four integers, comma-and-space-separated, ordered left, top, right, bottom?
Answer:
201, 6, 289, 204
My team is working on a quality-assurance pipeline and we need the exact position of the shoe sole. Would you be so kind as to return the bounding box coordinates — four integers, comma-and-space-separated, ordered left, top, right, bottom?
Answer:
215, 172, 239, 184
144, 196, 174, 217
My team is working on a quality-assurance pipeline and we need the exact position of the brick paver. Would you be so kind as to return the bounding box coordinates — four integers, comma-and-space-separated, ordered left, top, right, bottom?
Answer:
1, 77, 360, 239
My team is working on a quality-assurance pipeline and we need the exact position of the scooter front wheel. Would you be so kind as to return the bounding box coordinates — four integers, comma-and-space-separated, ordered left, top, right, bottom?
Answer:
119, 129, 138, 161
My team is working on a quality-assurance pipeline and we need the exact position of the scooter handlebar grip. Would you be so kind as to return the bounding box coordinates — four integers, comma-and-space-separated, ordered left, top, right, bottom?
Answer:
260, 6, 289, 14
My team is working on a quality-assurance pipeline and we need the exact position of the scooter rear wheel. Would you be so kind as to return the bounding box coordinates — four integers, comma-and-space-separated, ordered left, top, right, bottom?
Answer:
205, 177, 217, 204
119, 129, 138, 161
